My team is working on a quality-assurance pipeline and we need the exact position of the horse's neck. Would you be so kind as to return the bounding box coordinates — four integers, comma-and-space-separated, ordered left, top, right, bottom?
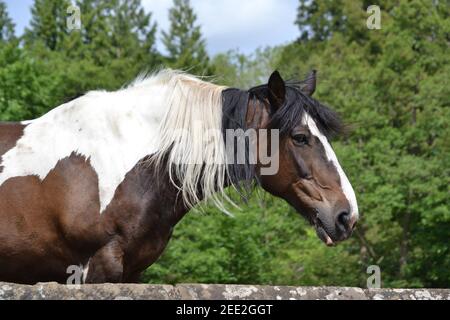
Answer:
115, 86, 268, 223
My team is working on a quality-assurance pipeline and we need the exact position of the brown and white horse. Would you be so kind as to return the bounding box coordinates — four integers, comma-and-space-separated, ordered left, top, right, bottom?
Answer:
0, 69, 358, 284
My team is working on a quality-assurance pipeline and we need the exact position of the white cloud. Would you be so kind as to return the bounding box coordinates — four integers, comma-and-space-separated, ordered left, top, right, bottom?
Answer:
142, 0, 299, 55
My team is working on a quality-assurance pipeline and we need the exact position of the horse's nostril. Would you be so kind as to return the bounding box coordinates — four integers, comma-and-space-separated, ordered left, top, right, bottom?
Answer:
336, 210, 351, 232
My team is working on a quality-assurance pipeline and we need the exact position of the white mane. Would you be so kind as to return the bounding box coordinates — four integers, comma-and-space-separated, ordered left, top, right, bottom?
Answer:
143, 70, 232, 210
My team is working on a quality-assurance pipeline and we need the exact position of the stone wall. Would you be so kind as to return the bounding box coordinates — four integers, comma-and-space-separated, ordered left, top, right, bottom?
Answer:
0, 282, 448, 300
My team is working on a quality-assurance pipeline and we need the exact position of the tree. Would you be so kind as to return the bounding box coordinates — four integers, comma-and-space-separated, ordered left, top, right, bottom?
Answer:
0, 1, 59, 121
0, 44, 60, 121
211, 47, 282, 88
24, 0, 71, 51
69, 0, 159, 66
296, 0, 377, 42
22, 0, 161, 109
162, 0, 210, 75
296, 0, 346, 40
0, 0, 14, 42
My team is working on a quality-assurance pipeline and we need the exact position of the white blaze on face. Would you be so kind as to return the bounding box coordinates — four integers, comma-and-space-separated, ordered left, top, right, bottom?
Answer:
303, 113, 359, 219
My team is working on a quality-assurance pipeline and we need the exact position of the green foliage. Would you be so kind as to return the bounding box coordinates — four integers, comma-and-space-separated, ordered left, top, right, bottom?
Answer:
211, 47, 283, 88
0, 42, 60, 120
24, 0, 71, 51
0, 1, 14, 42
0, 0, 448, 288
69, 0, 159, 66
18, 0, 162, 116
143, 194, 362, 287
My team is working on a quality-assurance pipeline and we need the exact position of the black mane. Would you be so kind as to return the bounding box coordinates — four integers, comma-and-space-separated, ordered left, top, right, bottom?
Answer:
221, 88, 255, 192
249, 83, 344, 139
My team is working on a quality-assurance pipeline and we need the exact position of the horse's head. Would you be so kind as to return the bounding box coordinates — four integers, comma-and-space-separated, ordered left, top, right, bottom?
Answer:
249, 71, 358, 246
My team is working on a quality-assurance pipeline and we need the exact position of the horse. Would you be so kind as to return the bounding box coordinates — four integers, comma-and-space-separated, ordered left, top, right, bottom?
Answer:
0, 69, 358, 284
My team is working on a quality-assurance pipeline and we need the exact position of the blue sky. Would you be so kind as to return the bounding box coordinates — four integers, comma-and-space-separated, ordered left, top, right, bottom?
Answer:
5, 0, 299, 55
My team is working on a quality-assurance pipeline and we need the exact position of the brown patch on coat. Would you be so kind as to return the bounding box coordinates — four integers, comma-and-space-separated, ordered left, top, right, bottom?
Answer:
0, 153, 107, 283
0, 122, 26, 173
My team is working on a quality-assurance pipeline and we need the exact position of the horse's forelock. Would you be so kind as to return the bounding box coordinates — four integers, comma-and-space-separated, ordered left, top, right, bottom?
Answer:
249, 83, 344, 139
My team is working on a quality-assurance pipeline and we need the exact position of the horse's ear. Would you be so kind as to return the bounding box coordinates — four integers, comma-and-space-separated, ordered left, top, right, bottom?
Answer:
302, 70, 316, 96
268, 70, 286, 111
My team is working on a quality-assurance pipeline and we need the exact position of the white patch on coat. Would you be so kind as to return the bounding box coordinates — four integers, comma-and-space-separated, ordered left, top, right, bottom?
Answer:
303, 113, 359, 219
0, 70, 227, 213
82, 259, 90, 283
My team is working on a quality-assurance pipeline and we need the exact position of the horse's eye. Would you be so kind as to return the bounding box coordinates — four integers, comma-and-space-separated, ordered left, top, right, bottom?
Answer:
292, 134, 309, 146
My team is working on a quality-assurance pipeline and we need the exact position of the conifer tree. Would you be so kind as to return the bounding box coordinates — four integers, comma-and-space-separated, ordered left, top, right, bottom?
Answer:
0, 1, 14, 42
72, 0, 158, 66
162, 0, 210, 74
24, 0, 71, 50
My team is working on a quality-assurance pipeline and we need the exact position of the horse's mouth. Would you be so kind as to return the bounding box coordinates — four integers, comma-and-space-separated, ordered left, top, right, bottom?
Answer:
312, 215, 335, 246
315, 223, 334, 246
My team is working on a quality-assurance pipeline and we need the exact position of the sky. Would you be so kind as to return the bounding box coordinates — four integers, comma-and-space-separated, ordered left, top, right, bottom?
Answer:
4, 0, 299, 55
